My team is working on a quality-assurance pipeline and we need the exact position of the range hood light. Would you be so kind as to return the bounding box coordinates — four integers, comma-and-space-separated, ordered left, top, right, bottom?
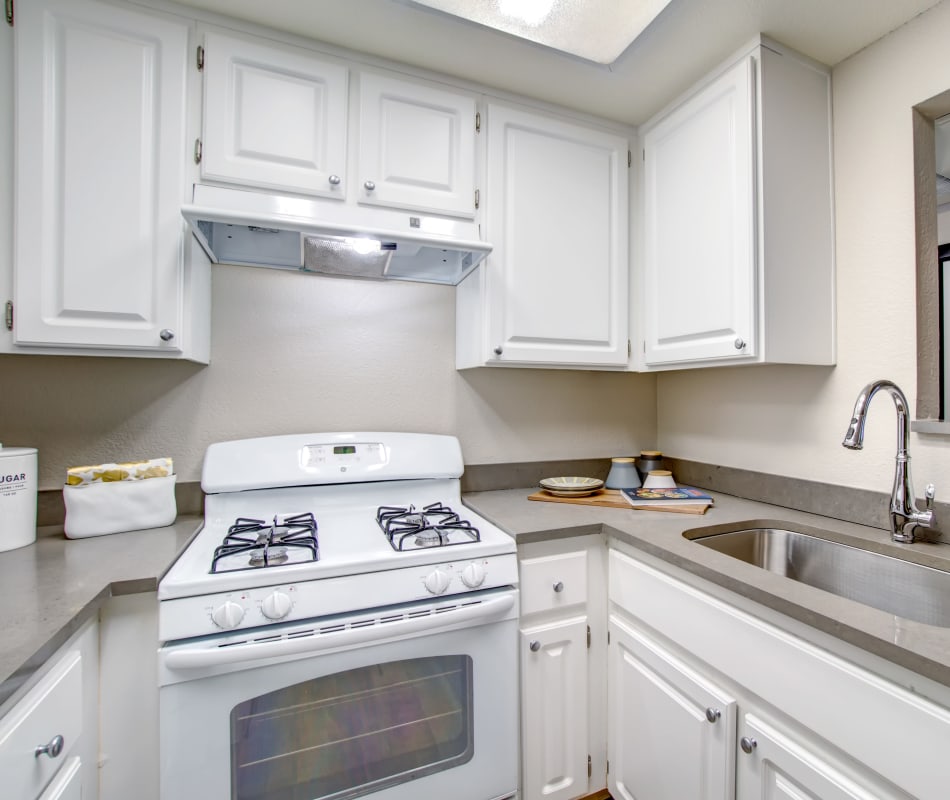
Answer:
346, 237, 382, 255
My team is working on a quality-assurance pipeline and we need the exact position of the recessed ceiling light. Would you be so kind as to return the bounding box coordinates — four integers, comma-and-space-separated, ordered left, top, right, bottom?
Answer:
403, 0, 674, 64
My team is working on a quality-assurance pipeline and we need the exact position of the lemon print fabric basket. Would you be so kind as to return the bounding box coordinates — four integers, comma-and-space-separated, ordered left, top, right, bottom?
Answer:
63, 457, 177, 538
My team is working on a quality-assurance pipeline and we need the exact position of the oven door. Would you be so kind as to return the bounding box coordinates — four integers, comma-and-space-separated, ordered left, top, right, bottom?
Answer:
158, 587, 519, 800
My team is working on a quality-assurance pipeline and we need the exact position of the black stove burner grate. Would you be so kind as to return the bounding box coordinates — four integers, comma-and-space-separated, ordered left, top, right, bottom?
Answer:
376, 502, 480, 551
210, 512, 319, 573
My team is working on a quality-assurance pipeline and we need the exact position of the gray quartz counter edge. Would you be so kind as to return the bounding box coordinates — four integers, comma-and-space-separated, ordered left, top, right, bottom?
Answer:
461, 488, 950, 691
0, 516, 202, 715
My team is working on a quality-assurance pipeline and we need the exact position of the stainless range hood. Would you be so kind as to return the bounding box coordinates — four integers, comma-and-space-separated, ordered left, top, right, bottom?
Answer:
182, 185, 492, 285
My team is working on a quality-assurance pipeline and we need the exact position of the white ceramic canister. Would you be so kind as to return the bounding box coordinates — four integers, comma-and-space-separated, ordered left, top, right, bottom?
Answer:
0, 445, 38, 552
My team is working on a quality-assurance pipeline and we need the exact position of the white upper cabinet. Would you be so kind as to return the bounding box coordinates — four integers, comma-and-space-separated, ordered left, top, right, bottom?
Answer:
642, 58, 755, 365
201, 30, 348, 199
198, 30, 477, 219
357, 72, 476, 217
457, 103, 630, 369
638, 38, 835, 370
12, 0, 208, 360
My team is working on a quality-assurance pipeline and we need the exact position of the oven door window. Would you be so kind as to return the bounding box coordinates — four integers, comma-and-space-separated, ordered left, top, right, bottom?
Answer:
230, 655, 474, 800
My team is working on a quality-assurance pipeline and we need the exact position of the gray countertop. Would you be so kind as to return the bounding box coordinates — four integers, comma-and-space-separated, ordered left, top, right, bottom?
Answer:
6, 487, 950, 716
0, 517, 201, 713
462, 488, 950, 691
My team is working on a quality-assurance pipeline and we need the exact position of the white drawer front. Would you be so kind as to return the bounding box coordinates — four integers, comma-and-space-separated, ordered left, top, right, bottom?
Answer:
0, 651, 83, 800
520, 550, 588, 615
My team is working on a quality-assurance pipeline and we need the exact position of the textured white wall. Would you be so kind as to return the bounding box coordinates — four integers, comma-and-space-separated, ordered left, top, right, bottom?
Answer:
0, 264, 657, 489
658, 0, 950, 494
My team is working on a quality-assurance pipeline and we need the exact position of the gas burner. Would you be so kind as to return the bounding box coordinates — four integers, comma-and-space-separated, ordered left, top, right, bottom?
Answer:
376, 502, 481, 551
211, 512, 319, 573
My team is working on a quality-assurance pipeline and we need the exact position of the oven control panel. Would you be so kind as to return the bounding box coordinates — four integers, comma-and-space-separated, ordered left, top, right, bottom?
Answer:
161, 555, 519, 640
300, 441, 388, 474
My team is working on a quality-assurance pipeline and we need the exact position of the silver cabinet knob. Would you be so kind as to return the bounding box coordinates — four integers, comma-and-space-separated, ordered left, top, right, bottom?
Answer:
734, 338, 746, 350
740, 736, 757, 754
35, 734, 64, 759
705, 707, 721, 723
529, 640, 541, 652
363, 180, 376, 191
493, 345, 503, 356
328, 174, 341, 185
553, 581, 564, 593
159, 329, 175, 342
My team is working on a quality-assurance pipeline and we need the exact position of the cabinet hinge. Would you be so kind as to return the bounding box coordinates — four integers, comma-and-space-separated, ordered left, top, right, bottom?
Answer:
196, 45, 205, 71
607, 759, 610, 774
474, 188, 480, 210
627, 149, 631, 168
4, 301, 12, 331
627, 339, 632, 358
588, 755, 592, 779
5, 0, 13, 26
194, 138, 203, 164
587, 624, 591, 648
607, 630, 610, 645
475, 111, 481, 133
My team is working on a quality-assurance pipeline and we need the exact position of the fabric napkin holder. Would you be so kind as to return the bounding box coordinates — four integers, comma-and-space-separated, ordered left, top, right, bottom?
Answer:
63, 471, 177, 539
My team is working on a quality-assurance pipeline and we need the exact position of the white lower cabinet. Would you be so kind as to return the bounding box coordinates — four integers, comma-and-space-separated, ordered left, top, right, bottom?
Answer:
521, 618, 590, 800
608, 543, 937, 800
735, 712, 903, 800
608, 613, 735, 800
0, 619, 98, 800
38, 756, 83, 800
518, 535, 607, 800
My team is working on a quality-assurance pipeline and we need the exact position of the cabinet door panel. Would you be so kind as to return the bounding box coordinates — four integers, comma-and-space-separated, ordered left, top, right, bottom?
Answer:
608, 614, 735, 800
485, 105, 628, 366
38, 756, 83, 800
202, 31, 348, 198
736, 714, 910, 800
15, 0, 189, 351
358, 73, 475, 217
521, 618, 589, 800
642, 56, 756, 365
0, 651, 83, 800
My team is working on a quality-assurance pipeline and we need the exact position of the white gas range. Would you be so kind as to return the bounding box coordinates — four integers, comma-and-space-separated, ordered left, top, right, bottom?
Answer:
158, 432, 520, 800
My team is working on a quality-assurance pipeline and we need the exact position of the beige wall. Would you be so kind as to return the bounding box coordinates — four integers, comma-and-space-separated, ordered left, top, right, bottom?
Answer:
0, 263, 657, 489
658, 0, 950, 494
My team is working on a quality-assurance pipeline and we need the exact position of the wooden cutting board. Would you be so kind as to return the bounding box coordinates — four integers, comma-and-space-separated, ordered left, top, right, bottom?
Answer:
528, 488, 710, 515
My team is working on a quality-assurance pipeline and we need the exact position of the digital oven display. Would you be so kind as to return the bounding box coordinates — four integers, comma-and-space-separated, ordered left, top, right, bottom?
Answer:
333, 445, 357, 455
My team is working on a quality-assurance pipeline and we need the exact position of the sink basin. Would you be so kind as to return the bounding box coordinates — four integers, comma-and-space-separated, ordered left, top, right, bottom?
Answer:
685, 525, 950, 627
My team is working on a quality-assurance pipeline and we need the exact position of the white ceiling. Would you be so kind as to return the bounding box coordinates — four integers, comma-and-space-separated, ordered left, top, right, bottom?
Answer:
170, 0, 944, 125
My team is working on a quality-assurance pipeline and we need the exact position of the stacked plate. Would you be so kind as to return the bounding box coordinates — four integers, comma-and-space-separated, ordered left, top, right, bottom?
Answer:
539, 476, 604, 498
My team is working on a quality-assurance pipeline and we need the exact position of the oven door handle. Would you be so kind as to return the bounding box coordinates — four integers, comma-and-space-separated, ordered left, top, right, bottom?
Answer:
163, 592, 516, 670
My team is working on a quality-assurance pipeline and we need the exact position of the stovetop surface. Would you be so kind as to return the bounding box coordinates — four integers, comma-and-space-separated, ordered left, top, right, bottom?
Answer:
158, 479, 515, 600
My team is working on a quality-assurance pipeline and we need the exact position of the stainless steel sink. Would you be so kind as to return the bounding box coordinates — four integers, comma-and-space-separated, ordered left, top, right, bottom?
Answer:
685, 525, 950, 627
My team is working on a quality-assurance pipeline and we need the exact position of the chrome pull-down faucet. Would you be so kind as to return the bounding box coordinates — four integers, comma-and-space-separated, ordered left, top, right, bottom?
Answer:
842, 379, 936, 543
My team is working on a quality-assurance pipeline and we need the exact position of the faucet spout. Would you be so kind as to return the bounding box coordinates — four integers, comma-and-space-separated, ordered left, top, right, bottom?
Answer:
842, 380, 935, 543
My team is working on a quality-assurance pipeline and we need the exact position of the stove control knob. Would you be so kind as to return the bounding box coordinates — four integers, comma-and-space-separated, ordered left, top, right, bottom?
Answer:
261, 591, 293, 620
424, 568, 451, 595
460, 562, 486, 588
211, 600, 245, 630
